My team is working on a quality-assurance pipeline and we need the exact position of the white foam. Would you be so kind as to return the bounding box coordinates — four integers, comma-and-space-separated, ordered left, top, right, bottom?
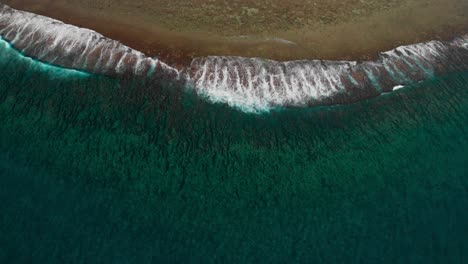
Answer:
1, 4, 467, 113
0, 4, 179, 79
392, 85, 405, 91
186, 57, 370, 111
188, 34, 468, 112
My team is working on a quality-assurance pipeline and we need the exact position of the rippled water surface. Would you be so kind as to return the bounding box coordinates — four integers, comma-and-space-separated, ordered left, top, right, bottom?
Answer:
1, 26, 468, 263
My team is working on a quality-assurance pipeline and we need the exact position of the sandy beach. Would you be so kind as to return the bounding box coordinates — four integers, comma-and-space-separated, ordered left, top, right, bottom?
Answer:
4, 0, 468, 67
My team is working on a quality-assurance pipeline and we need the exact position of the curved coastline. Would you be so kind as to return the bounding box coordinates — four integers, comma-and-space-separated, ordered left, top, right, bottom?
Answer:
5, 0, 468, 65
0, 4, 467, 112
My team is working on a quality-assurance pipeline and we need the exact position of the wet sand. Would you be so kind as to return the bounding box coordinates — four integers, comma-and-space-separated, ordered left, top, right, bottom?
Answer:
4, 0, 468, 67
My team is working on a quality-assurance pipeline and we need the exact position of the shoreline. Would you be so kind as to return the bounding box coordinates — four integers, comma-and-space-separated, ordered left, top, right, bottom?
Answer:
0, 3, 467, 112
4, 0, 468, 68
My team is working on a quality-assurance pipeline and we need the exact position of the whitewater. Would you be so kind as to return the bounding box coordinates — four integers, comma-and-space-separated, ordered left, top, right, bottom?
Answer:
1, 4, 467, 112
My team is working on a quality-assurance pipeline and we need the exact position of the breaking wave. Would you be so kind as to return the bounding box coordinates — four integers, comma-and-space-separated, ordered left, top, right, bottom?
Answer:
1, 4, 467, 113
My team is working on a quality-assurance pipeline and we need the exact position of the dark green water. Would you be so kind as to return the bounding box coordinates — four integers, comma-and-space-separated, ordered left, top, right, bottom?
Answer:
0, 38, 468, 263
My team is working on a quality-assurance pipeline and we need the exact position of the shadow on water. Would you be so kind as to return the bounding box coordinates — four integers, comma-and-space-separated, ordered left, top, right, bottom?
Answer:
0, 36, 468, 263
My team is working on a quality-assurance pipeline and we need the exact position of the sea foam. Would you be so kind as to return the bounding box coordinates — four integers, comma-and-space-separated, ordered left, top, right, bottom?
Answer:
0, 5, 179, 81
1, 4, 467, 112
186, 38, 468, 111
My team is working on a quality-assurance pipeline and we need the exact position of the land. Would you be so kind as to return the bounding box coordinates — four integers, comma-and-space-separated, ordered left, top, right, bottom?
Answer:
4, 0, 468, 67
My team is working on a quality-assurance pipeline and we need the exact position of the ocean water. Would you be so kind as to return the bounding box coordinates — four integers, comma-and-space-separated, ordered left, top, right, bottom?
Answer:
0, 35, 468, 264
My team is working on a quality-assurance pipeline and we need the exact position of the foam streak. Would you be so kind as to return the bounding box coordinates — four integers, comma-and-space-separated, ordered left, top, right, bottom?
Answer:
1, 4, 467, 112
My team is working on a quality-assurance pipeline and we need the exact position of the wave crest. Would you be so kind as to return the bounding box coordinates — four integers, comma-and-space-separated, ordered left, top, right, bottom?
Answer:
1, 4, 467, 112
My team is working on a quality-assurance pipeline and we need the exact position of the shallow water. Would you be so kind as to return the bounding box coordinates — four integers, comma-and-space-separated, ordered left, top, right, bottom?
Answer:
5, 0, 468, 63
1, 25, 468, 263
2, 5, 467, 113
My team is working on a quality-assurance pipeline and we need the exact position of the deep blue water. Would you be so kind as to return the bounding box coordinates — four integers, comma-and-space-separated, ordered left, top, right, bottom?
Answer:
0, 37, 468, 263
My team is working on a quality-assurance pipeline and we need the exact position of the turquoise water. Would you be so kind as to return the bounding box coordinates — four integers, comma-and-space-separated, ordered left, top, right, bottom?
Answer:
0, 38, 468, 263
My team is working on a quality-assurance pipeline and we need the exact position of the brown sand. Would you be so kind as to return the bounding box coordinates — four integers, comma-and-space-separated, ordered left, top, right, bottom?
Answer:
4, 0, 468, 67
